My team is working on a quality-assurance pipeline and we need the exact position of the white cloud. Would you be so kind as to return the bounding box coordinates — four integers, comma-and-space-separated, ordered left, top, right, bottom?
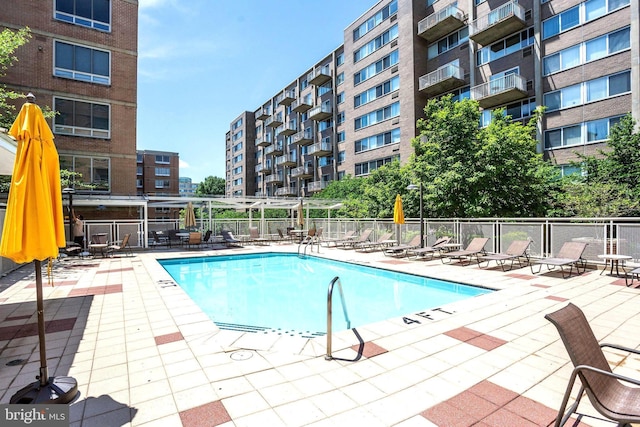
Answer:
179, 159, 190, 169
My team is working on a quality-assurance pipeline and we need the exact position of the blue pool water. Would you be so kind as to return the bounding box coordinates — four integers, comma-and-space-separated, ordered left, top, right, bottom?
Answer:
159, 253, 490, 337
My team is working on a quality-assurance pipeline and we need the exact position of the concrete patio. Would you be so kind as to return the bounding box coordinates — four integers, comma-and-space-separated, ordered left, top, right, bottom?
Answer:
0, 242, 638, 426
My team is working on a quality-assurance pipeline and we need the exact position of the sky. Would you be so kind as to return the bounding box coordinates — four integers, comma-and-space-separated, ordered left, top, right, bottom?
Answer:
137, 0, 379, 184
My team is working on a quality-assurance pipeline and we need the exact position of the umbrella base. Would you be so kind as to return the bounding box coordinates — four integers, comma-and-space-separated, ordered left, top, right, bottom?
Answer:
10, 376, 78, 404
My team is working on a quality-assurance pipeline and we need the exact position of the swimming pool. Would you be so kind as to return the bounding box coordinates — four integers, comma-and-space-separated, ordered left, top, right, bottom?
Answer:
159, 253, 491, 338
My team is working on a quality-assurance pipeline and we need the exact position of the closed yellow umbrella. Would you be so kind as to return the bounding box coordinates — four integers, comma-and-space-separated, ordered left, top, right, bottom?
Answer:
393, 194, 405, 224
184, 201, 197, 230
0, 95, 77, 403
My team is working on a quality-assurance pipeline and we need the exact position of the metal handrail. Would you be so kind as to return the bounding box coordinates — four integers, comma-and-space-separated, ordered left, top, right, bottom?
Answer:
325, 276, 351, 360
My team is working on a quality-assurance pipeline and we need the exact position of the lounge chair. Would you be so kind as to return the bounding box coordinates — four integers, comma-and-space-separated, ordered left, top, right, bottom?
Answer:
277, 228, 295, 243
531, 241, 588, 278
355, 232, 394, 252
441, 237, 489, 265
106, 233, 132, 256
336, 229, 373, 249
405, 236, 452, 260
478, 239, 531, 271
220, 230, 243, 247
383, 234, 423, 257
323, 230, 355, 247
248, 226, 270, 245
545, 303, 640, 427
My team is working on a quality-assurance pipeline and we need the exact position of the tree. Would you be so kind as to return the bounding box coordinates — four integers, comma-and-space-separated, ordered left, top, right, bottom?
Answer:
196, 176, 225, 196
0, 27, 31, 129
316, 175, 370, 218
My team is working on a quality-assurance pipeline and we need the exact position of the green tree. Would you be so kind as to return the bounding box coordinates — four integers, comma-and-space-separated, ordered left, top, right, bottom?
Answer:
0, 27, 31, 129
362, 160, 411, 218
196, 176, 225, 196
316, 175, 369, 218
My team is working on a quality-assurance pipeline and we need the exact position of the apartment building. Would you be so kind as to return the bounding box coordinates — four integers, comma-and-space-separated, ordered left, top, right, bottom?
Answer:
1, 0, 138, 195
228, 0, 638, 197
179, 177, 198, 197
136, 150, 180, 196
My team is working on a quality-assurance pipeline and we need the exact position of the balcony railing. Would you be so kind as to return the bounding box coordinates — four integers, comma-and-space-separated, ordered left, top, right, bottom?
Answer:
307, 180, 328, 192
265, 114, 283, 128
275, 154, 296, 167
275, 187, 297, 196
265, 173, 284, 184
255, 108, 270, 120
277, 89, 296, 106
280, 121, 297, 136
419, 63, 465, 96
291, 98, 312, 113
308, 105, 332, 121
308, 141, 333, 156
470, 1, 526, 46
471, 73, 528, 109
291, 165, 313, 178
418, 4, 465, 42
292, 129, 313, 146
264, 143, 284, 156
307, 66, 331, 86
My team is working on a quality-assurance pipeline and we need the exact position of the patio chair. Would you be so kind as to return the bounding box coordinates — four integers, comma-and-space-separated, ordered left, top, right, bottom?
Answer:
323, 230, 355, 247
441, 237, 489, 265
478, 239, 532, 271
531, 241, 588, 278
150, 230, 170, 248
186, 232, 202, 249
220, 230, 243, 247
383, 234, 422, 257
106, 233, 133, 257
201, 229, 212, 246
248, 226, 270, 245
336, 229, 373, 249
405, 236, 452, 260
276, 228, 295, 243
354, 232, 394, 252
545, 303, 640, 427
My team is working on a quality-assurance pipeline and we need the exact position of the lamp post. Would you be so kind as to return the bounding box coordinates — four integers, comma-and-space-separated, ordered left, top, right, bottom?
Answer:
407, 182, 424, 248
62, 186, 76, 243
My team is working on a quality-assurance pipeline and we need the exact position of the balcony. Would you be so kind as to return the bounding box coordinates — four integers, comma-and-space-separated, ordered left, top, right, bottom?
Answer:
277, 89, 296, 106
292, 130, 313, 146
275, 187, 297, 196
255, 108, 270, 120
264, 142, 284, 156
471, 73, 528, 109
291, 165, 313, 178
308, 141, 333, 157
418, 4, 466, 42
291, 98, 312, 113
265, 114, 283, 128
308, 105, 332, 121
470, 1, 526, 46
307, 66, 331, 86
265, 173, 284, 185
276, 154, 297, 167
419, 63, 466, 96
307, 180, 327, 192
280, 121, 297, 136
255, 136, 271, 147
256, 164, 272, 175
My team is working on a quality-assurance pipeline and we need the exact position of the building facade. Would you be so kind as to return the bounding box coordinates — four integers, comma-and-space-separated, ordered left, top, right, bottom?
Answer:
1, 0, 138, 196
179, 177, 198, 197
226, 0, 639, 197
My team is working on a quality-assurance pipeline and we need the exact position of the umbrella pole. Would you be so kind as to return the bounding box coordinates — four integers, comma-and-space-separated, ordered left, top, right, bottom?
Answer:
35, 260, 49, 387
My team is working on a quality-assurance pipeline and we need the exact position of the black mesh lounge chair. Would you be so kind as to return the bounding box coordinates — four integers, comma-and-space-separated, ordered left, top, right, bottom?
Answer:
406, 236, 452, 260
478, 239, 531, 271
545, 303, 640, 427
441, 237, 489, 265
220, 230, 243, 247
531, 241, 588, 278
383, 234, 422, 257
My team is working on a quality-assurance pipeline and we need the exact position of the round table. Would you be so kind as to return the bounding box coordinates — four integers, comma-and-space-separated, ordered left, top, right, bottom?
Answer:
597, 254, 632, 276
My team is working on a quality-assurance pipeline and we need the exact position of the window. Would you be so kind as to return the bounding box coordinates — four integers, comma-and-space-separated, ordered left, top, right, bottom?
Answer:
354, 102, 400, 130
544, 115, 624, 149
59, 155, 110, 192
155, 167, 170, 176
428, 27, 468, 60
337, 131, 345, 143
354, 50, 399, 86
353, 0, 398, 41
300, 79, 308, 90
136, 179, 142, 188
232, 117, 243, 130
543, 0, 630, 39
53, 97, 110, 138
233, 178, 243, 186
232, 130, 243, 141
355, 156, 399, 176
155, 155, 170, 164
233, 142, 243, 152
480, 98, 536, 127
337, 92, 345, 104
336, 53, 344, 66
544, 27, 630, 75
136, 153, 143, 163
355, 128, 400, 153
54, 40, 110, 84
477, 28, 534, 65
136, 166, 142, 175
449, 86, 470, 102
354, 76, 399, 108
544, 71, 631, 111
54, 0, 111, 31
336, 111, 345, 125
337, 72, 344, 86
338, 151, 345, 164
318, 81, 332, 96
233, 154, 243, 163
155, 180, 170, 189
353, 24, 398, 63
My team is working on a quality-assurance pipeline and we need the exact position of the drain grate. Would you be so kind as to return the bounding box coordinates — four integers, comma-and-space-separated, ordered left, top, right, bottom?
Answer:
215, 322, 325, 339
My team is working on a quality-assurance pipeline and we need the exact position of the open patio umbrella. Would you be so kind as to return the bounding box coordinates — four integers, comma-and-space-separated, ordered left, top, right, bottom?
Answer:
0, 94, 78, 404
393, 194, 405, 243
184, 201, 196, 230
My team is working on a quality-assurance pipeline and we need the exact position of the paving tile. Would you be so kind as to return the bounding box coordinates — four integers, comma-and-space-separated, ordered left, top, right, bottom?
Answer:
179, 400, 230, 427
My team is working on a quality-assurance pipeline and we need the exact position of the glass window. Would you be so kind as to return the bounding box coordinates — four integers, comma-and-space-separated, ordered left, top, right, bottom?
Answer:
54, 97, 110, 138
55, 0, 111, 31
585, 36, 607, 61
585, 0, 606, 20
544, 92, 561, 111
54, 40, 110, 84
609, 71, 630, 95
587, 118, 608, 141
562, 45, 580, 69
545, 129, 562, 149
560, 7, 580, 31
563, 125, 582, 146
543, 16, 560, 39
609, 27, 630, 52
587, 77, 607, 101
562, 84, 581, 108
544, 53, 560, 74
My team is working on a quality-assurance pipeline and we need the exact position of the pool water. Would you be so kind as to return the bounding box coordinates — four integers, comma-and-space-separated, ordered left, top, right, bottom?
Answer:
159, 253, 490, 337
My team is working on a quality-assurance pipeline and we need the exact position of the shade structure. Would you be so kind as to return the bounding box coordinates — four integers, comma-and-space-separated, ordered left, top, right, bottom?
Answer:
393, 194, 405, 224
0, 98, 78, 404
184, 201, 196, 229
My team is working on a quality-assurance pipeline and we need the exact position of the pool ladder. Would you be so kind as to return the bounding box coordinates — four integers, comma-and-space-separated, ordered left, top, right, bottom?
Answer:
297, 235, 320, 257
325, 276, 351, 360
